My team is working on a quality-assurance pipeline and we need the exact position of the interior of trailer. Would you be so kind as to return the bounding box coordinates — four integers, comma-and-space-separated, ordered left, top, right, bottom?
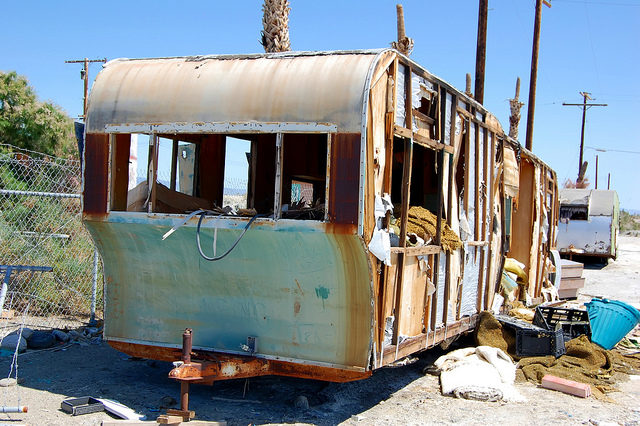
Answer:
109, 133, 330, 221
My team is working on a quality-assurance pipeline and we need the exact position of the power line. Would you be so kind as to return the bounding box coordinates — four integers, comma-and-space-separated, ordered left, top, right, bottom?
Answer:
586, 146, 640, 155
554, 0, 640, 6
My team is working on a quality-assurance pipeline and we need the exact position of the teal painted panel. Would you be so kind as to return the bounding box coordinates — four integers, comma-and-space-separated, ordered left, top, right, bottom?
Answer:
86, 217, 373, 368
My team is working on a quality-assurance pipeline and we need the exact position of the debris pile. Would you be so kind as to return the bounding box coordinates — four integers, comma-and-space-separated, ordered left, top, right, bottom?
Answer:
406, 206, 462, 253
0, 324, 103, 353
473, 311, 640, 400
433, 346, 524, 402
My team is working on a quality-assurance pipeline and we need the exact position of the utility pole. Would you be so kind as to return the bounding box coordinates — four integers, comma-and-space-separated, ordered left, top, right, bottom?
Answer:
474, 0, 488, 104
524, 0, 551, 151
595, 154, 599, 189
65, 58, 107, 120
563, 91, 607, 185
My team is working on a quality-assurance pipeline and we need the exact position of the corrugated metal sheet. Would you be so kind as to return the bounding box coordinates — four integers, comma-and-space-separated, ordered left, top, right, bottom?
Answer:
86, 51, 385, 134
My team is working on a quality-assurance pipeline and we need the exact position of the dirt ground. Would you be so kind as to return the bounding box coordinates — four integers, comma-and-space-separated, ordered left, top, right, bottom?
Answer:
0, 236, 639, 426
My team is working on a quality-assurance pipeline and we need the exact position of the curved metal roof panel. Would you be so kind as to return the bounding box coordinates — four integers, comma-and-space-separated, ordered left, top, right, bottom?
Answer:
86, 50, 387, 134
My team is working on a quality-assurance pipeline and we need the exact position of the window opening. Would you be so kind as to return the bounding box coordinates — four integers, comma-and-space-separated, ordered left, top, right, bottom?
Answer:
410, 144, 439, 212
560, 206, 588, 221
223, 137, 250, 210
279, 134, 327, 220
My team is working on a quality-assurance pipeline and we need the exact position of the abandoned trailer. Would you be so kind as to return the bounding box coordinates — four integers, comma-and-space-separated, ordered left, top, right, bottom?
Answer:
558, 188, 619, 260
82, 49, 560, 387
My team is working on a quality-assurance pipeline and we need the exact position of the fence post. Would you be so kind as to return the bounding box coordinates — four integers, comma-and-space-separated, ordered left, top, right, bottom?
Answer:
90, 249, 99, 325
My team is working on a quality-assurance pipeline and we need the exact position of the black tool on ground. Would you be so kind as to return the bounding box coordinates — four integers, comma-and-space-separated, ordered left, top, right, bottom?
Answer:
61, 397, 104, 416
496, 314, 566, 358
533, 306, 591, 342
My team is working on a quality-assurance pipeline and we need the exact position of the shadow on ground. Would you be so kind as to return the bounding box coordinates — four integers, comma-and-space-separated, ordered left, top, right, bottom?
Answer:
0, 333, 463, 425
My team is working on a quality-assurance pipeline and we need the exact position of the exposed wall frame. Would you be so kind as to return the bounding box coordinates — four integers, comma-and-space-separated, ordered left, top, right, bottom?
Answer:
392, 61, 413, 345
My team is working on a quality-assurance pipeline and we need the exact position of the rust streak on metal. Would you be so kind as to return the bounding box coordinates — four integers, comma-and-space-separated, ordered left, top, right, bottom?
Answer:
328, 133, 361, 225
110, 341, 370, 383
83, 133, 109, 214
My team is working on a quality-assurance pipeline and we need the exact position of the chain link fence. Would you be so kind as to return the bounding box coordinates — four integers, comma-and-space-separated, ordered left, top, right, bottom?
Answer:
0, 144, 102, 335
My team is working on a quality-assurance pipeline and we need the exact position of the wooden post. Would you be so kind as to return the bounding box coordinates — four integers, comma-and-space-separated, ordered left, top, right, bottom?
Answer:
474, 0, 488, 104
525, 0, 543, 151
170, 140, 178, 191
393, 63, 413, 344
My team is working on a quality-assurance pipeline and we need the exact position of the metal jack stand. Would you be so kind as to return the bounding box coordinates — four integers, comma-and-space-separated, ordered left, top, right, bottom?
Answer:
162, 328, 196, 423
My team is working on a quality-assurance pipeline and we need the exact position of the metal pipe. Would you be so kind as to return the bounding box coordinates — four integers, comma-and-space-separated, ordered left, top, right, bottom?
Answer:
180, 328, 192, 412
0, 266, 12, 319
182, 328, 192, 364
90, 250, 98, 325
0, 189, 80, 199
0, 406, 27, 413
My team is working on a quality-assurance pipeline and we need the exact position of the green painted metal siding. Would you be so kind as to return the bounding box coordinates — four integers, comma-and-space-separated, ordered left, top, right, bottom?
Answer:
86, 216, 373, 368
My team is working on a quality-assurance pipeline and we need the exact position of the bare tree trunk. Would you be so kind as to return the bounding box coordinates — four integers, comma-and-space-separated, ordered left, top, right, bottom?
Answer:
261, 0, 291, 53
391, 4, 414, 56
509, 77, 524, 139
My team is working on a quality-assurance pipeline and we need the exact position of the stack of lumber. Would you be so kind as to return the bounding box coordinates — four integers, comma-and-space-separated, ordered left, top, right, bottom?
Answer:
558, 259, 585, 299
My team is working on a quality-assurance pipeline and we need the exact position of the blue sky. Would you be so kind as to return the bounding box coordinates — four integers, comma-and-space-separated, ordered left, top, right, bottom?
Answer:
2, 0, 639, 208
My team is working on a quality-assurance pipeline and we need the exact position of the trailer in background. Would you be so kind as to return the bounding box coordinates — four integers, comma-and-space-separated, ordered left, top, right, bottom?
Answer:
558, 189, 619, 260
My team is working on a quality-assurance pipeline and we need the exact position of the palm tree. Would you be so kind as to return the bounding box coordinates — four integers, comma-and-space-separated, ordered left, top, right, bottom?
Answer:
261, 0, 291, 53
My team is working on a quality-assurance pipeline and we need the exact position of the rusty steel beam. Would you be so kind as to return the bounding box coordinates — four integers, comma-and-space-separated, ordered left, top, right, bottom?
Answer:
108, 341, 371, 383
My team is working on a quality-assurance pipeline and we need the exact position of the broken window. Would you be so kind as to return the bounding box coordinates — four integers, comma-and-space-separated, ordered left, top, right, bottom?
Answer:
279, 134, 328, 220
410, 144, 439, 212
560, 206, 588, 221
108, 132, 328, 220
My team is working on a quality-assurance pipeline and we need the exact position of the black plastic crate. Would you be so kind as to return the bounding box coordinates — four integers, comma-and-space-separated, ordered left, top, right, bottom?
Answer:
496, 314, 566, 358
533, 306, 591, 341
61, 397, 104, 416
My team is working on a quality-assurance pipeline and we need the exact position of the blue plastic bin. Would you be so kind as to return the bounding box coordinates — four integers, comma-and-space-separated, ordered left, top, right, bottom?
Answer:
585, 298, 640, 350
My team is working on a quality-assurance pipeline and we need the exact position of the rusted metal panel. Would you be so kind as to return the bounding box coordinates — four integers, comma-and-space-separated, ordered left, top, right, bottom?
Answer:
86, 52, 384, 134
85, 214, 373, 369
198, 135, 225, 206
328, 133, 361, 225
110, 134, 130, 211
83, 133, 109, 214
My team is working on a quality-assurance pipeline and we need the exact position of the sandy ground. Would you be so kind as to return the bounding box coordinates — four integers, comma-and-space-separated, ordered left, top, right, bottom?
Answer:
0, 236, 638, 426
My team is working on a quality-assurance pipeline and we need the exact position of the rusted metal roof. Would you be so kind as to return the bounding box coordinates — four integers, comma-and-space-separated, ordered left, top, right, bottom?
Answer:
86, 50, 388, 134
